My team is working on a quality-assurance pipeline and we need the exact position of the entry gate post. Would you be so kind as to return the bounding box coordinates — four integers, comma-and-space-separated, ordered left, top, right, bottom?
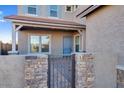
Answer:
71, 54, 75, 88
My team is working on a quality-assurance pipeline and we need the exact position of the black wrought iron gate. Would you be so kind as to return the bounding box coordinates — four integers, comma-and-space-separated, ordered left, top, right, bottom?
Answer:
48, 55, 75, 88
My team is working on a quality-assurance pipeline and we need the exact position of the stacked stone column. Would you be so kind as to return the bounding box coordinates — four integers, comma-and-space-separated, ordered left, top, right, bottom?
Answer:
24, 55, 48, 88
75, 53, 95, 88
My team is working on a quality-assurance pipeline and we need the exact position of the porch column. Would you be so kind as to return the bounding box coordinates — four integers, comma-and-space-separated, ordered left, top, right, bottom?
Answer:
78, 29, 86, 52
8, 24, 18, 55
82, 30, 86, 52
12, 28, 16, 51
75, 53, 95, 88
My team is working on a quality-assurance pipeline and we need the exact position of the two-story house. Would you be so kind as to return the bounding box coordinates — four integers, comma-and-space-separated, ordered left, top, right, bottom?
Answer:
3, 5, 124, 88
5, 5, 86, 55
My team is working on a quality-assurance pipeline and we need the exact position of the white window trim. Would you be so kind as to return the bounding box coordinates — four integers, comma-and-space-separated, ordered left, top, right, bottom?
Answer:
48, 16, 59, 19
73, 5, 78, 11
73, 34, 81, 53
25, 13, 38, 17
27, 5, 38, 16
49, 5, 59, 18
28, 33, 51, 55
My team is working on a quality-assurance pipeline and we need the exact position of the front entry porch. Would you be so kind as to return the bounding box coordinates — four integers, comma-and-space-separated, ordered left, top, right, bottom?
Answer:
5, 15, 86, 55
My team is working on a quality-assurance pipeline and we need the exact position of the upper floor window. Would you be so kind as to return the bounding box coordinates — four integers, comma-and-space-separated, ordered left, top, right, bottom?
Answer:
66, 5, 72, 12
74, 5, 78, 11
49, 5, 58, 17
65, 5, 78, 12
27, 5, 37, 15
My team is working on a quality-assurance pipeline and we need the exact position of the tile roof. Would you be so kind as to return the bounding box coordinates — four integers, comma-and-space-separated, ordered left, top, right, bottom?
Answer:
4, 15, 85, 28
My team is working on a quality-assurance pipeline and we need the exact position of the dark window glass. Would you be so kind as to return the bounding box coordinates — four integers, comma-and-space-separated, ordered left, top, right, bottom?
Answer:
66, 6, 72, 11
75, 36, 80, 52
49, 5, 58, 17
50, 10, 57, 17
28, 5, 37, 15
41, 36, 50, 52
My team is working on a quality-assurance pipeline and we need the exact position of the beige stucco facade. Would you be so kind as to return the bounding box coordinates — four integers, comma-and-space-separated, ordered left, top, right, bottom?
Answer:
18, 29, 80, 55
3, 5, 124, 88
17, 5, 88, 25
15, 5, 87, 55
18, 5, 75, 21
83, 5, 124, 87
10, 6, 123, 88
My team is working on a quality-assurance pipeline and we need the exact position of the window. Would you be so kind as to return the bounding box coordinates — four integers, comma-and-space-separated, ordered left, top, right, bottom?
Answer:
74, 35, 80, 52
74, 5, 78, 11
27, 5, 37, 15
41, 36, 50, 52
66, 5, 72, 12
30, 36, 40, 53
49, 5, 58, 17
65, 5, 78, 12
30, 35, 50, 53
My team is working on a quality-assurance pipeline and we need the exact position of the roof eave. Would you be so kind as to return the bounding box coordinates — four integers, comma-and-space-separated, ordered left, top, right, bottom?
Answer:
76, 5, 102, 18
4, 15, 84, 26
6, 19, 85, 30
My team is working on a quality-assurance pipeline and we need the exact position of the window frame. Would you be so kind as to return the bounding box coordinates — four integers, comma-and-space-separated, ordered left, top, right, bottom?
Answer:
65, 5, 73, 12
74, 34, 81, 53
28, 34, 51, 54
65, 5, 78, 12
49, 5, 59, 18
30, 35, 40, 53
73, 5, 78, 11
27, 5, 38, 16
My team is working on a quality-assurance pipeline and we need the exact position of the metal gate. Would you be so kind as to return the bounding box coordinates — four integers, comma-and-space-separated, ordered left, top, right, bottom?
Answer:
48, 55, 75, 88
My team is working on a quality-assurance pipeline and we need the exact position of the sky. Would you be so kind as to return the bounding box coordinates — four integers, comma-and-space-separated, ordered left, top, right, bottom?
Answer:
0, 5, 17, 43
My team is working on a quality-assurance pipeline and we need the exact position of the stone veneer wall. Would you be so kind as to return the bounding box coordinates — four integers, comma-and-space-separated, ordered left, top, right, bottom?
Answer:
25, 55, 48, 88
75, 53, 95, 88
0, 54, 95, 88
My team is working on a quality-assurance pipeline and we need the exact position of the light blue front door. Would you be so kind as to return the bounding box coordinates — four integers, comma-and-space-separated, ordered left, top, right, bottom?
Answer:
63, 36, 73, 55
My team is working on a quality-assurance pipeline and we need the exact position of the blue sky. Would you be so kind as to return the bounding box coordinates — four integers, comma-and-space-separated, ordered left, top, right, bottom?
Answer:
0, 5, 17, 43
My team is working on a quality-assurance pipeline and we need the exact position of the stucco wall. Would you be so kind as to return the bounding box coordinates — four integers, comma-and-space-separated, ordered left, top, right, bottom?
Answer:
18, 5, 75, 21
17, 5, 88, 24
18, 30, 79, 55
86, 5, 124, 87
73, 5, 90, 24
94, 52, 117, 88
18, 5, 59, 18
0, 55, 48, 88
0, 55, 25, 87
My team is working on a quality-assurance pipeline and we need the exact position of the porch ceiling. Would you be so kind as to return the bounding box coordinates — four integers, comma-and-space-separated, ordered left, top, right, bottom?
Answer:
19, 26, 77, 32
4, 15, 86, 31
